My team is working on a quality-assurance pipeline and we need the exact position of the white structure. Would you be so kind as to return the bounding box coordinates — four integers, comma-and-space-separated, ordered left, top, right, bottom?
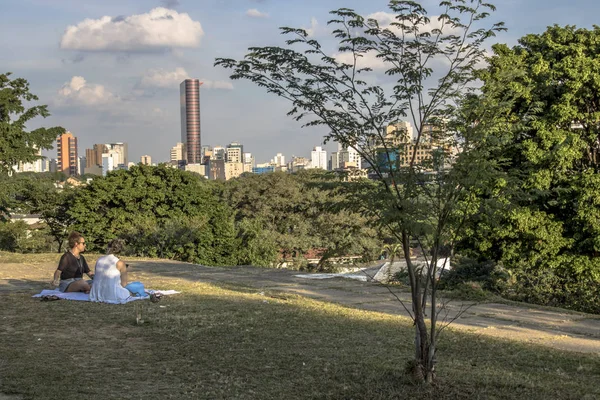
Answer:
170, 142, 184, 163
140, 155, 152, 165
335, 143, 362, 169
101, 153, 114, 176
105, 143, 128, 168
212, 146, 226, 160
310, 146, 327, 169
289, 156, 311, 172
243, 152, 255, 173
77, 156, 86, 175
273, 153, 285, 166
226, 142, 243, 163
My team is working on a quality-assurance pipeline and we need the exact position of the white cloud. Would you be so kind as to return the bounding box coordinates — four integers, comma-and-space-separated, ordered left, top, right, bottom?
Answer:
246, 8, 269, 18
139, 68, 234, 90
366, 12, 461, 35
333, 51, 386, 70
200, 79, 234, 90
141, 67, 189, 88
60, 7, 204, 52
57, 76, 119, 106
304, 17, 319, 37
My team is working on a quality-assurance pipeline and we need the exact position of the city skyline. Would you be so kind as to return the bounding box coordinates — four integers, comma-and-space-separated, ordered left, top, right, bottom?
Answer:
4, 0, 599, 163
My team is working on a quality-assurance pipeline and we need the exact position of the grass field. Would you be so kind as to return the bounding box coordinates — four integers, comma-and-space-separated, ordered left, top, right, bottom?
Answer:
1, 253, 599, 399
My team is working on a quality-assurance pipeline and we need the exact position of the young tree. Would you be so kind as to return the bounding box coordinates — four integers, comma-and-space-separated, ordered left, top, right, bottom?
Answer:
216, 0, 504, 382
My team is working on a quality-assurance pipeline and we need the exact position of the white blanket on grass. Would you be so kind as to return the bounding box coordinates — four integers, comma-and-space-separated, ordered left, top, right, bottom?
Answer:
33, 289, 180, 303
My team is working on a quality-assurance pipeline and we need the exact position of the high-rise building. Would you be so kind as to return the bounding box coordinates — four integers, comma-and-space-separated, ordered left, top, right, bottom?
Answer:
226, 142, 243, 163
105, 143, 128, 167
310, 146, 327, 169
170, 142, 184, 164
334, 143, 362, 170
57, 131, 78, 176
212, 146, 226, 160
289, 156, 311, 172
272, 153, 285, 166
180, 79, 202, 164
86, 144, 107, 168
77, 156, 86, 175
140, 155, 152, 165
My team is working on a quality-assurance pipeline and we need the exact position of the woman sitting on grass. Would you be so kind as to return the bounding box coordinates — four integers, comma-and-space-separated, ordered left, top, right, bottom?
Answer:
90, 239, 144, 304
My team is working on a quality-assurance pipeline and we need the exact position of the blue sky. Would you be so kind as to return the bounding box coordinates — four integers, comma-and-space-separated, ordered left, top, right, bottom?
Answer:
2, 0, 599, 164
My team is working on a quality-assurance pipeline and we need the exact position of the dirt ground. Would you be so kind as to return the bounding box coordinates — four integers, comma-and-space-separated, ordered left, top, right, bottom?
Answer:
2, 258, 599, 355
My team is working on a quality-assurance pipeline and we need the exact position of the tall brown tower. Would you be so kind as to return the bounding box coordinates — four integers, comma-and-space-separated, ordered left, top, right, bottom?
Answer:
57, 131, 78, 176
180, 79, 203, 164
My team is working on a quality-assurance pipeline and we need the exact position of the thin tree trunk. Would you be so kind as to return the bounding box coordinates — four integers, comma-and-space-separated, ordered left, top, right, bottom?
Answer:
402, 229, 429, 379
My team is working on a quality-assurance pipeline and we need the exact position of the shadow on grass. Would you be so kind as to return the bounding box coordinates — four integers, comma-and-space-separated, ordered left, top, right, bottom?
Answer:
0, 278, 49, 294
0, 278, 599, 400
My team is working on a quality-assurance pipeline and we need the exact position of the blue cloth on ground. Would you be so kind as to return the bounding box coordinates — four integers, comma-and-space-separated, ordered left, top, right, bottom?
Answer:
125, 281, 148, 297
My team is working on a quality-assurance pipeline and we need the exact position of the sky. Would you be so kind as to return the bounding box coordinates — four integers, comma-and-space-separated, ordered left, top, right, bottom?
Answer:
2, 0, 599, 164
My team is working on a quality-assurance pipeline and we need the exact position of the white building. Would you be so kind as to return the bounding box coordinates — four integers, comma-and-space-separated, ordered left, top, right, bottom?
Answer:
212, 146, 226, 160
272, 153, 285, 166
227, 142, 243, 163
140, 155, 152, 165
336, 144, 362, 169
243, 152, 255, 173
77, 156, 86, 175
170, 143, 184, 163
101, 151, 123, 176
105, 143, 128, 168
310, 146, 327, 169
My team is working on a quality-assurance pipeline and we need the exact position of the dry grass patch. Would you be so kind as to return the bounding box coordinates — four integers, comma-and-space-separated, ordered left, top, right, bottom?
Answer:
0, 256, 599, 399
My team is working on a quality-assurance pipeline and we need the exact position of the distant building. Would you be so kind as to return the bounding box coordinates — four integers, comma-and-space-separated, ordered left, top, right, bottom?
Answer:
310, 146, 327, 169
101, 153, 114, 177
333, 144, 362, 170
272, 153, 285, 167
225, 162, 244, 180
140, 155, 152, 165
180, 79, 203, 164
105, 143, 128, 168
86, 144, 107, 168
226, 142, 243, 163
243, 152, 255, 173
207, 159, 226, 180
49, 159, 57, 173
212, 146, 226, 160
289, 156, 311, 172
170, 142, 184, 165
185, 163, 207, 177
57, 131, 78, 177
77, 156, 86, 175
253, 163, 275, 174
84, 165, 102, 176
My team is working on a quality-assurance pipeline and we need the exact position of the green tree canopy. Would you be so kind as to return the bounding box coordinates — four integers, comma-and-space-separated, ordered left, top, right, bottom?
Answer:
69, 165, 237, 266
0, 73, 63, 175
457, 25, 600, 313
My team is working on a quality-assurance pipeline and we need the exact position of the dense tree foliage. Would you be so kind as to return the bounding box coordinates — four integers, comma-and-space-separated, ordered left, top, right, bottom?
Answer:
455, 25, 600, 313
0, 73, 64, 219
224, 170, 382, 268
67, 164, 238, 266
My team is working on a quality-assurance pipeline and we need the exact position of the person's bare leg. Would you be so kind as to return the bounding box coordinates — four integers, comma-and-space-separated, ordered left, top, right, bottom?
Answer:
65, 280, 91, 293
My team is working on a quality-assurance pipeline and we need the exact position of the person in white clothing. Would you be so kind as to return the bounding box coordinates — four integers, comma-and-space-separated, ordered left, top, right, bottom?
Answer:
89, 239, 131, 304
